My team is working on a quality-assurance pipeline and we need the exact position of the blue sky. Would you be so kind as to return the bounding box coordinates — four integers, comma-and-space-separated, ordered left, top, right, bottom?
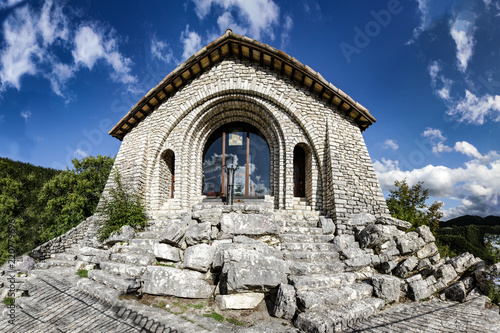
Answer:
0, 0, 499, 219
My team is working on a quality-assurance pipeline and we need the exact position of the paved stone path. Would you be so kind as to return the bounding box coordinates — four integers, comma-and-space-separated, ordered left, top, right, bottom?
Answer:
2, 268, 500, 333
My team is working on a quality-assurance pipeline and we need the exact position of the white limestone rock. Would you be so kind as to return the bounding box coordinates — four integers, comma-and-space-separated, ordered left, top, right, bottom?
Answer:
153, 243, 181, 262
142, 266, 215, 298
105, 225, 135, 245
318, 216, 336, 235
447, 252, 480, 274
445, 281, 467, 302
184, 244, 216, 272
357, 225, 404, 249
396, 232, 425, 255
372, 274, 401, 303
220, 212, 280, 238
376, 216, 412, 231
185, 222, 211, 246
394, 256, 419, 278
415, 225, 435, 243
215, 293, 264, 310
416, 243, 439, 259
159, 220, 189, 246
406, 275, 435, 301
273, 283, 296, 319
192, 207, 223, 225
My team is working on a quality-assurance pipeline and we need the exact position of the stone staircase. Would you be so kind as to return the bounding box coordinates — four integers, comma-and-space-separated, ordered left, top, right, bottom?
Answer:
278, 201, 386, 333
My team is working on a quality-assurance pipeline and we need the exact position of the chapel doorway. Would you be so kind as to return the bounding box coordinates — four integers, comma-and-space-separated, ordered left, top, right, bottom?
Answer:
202, 122, 270, 199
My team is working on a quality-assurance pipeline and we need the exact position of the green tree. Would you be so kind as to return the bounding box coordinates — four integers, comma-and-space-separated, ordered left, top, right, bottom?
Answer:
97, 169, 147, 241
386, 179, 443, 233
38, 155, 115, 242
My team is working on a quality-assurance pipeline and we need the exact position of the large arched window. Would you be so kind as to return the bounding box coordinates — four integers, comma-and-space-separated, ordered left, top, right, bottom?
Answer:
203, 122, 270, 198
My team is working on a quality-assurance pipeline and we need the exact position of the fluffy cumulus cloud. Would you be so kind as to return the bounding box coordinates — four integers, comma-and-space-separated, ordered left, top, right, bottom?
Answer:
447, 90, 500, 125
382, 139, 399, 151
192, 0, 280, 40
374, 143, 500, 219
450, 11, 476, 72
428, 61, 453, 102
0, 0, 135, 98
180, 25, 202, 61
421, 127, 452, 155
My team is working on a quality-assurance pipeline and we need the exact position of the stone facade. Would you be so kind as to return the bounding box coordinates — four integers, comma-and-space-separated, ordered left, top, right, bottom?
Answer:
106, 31, 389, 221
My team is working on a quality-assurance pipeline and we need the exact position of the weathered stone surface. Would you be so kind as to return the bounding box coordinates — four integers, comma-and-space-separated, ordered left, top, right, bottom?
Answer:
142, 266, 215, 298
105, 225, 135, 245
184, 244, 216, 272
340, 248, 371, 271
215, 293, 264, 310
357, 225, 404, 249
192, 207, 222, 225
406, 275, 435, 301
445, 281, 467, 302
376, 216, 412, 231
332, 234, 355, 252
394, 256, 419, 278
11, 255, 35, 273
347, 213, 376, 232
318, 216, 335, 235
185, 222, 211, 246
273, 283, 296, 319
416, 243, 438, 259
435, 264, 458, 285
415, 225, 435, 243
372, 274, 401, 303
396, 232, 425, 255
153, 243, 181, 262
447, 252, 480, 274
110, 253, 156, 266
377, 240, 400, 262
222, 247, 289, 293
379, 260, 398, 274
158, 220, 189, 246
462, 276, 475, 292
220, 212, 279, 237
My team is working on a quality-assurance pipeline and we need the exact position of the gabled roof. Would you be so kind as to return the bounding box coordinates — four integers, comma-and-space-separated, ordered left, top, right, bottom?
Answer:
109, 29, 376, 140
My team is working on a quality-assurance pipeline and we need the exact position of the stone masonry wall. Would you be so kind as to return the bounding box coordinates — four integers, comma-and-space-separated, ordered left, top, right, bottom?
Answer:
105, 58, 389, 218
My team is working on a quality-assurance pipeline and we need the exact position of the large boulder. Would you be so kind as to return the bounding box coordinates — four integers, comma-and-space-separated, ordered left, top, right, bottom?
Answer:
10, 255, 35, 273
184, 244, 216, 272
447, 252, 480, 274
415, 225, 435, 243
318, 216, 335, 235
185, 222, 211, 246
396, 232, 425, 255
406, 275, 436, 301
416, 243, 439, 259
220, 212, 280, 238
105, 225, 135, 245
215, 293, 264, 310
192, 207, 223, 225
376, 216, 412, 231
221, 246, 289, 293
347, 213, 376, 232
153, 243, 181, 262
445, 282, 467, 302
142, 266, 215, 298
394, 256, 419, 278
357, 225, 404, 249
372, 274, 401, 303
158, 220, 189, 247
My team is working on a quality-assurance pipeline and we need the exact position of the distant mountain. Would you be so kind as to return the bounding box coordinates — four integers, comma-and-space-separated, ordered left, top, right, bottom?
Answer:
440, 215, 500, 228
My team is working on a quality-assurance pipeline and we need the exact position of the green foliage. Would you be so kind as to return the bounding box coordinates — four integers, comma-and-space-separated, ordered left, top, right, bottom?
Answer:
97, 169, 147, 241
77, 269, 89, 278
0, 155, 114, 265
386, 179, 443, 233
3, 297, 15, 306
203, 311, 225, 322
436, 225, 500, 264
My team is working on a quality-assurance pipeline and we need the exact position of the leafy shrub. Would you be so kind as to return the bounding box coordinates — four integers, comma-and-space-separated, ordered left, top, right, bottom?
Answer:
77, 269, 88, 278
97, 169, 147, 241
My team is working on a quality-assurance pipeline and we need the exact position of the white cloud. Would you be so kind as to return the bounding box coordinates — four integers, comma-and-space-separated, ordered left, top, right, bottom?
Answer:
422, 127, 446, 142
454, 141, 482, 159
180, 25, 202, 61
280, 14, 293, 49
483, 0, 492, 9
374, 147, 500, 219
450, 12, 476, 72
447, 90, 500, 124
411, 0, 430, 41
433, 142, 453, 154
192, 0, 280, 40
72, 25, 136, 85
382, 139, 399, 151
150, 36, 174, 64
427, 61, 453, 102
0, 0, 23, 10
74, 148, 87, 158
217, 11, 247, 36
20, 110, 31, 122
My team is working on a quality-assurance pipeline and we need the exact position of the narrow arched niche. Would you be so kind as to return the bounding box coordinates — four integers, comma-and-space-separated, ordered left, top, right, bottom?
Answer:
161, 149, 175, 199
293, 143, 312, 203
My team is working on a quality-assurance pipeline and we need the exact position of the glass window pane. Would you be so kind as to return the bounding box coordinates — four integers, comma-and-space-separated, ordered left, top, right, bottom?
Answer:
225, 128, 246, 196
248, 131, 270, 196
203, 136, 223, 196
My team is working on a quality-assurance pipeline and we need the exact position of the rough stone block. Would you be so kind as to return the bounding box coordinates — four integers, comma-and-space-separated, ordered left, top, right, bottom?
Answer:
318, 216, 335, 235
447, 252, 479, 274
273, 283, 296, 319
357, 224, 404, 249
445, 282, 467, 302
416, 243, 438, 259
153, 243, 181, 262
192, 207, 223, 225
215, 293, 264, 310
105, 225, 135, 246
220, 212, 279, 237
184, 244, 216, 272
394, 256, 419, 278
185, 222, 211, 246
376, 216, 412, 231
142, 266, 215, 298
372, 274, 401, 303
396, 232, 425, 255
415, 225, 435, 243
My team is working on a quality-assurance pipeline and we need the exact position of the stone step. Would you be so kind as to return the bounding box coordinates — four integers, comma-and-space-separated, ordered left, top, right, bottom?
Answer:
289, 260, 345, 276
52, 253, 77, 261
283, 250, 339, 262
282, 226, 323, 235
110, 253, 156, 266
282, 242, 337, 252
39, 259, 77, 268
76, 277, 122, 306
88, 270, 140, 294
117, 244, 154, 255
280, 234, 334, 244
296, 283, 374, 310
294, 297, 385, 333
135, 231, 164, 239
290, 273, 357, 291
129, 238, 161, 246
99, 261, 147, 278
293, 204, 312, 211
284, 220, 319, 228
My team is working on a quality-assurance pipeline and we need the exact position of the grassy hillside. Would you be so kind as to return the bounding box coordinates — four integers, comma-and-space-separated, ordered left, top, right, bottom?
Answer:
0, 156, 114, 265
